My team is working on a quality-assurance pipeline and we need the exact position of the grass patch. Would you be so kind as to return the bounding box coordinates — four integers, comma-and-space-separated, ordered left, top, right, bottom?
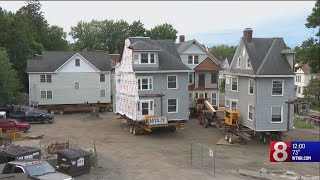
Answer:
294, 117, 315, 129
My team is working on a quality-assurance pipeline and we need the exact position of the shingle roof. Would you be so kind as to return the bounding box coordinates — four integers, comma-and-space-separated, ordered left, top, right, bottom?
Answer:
129, 38, 191, 71
27, 51, 111, 72
240, 38, 295, 75
176, 40, 193, 53
110, 54, 121, 67
298, 62, 311, 75
194, 57, 220, 72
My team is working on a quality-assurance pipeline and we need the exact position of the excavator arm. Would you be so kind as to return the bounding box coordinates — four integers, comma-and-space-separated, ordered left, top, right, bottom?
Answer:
204, 100, 216, 114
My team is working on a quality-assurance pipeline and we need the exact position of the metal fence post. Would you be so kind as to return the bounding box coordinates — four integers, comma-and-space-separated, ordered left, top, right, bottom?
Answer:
201, 145, 203, 168
191, 142, 192, 167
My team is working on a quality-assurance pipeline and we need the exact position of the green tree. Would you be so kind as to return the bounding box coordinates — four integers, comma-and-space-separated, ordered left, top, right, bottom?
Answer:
209, 44, 237, 59
295, 1, 320, 73
303, 77, 320, 109
129, 20, 147, 37
46, 25, 70, 50
0, 49, 21, 105
148, 23, 178, 41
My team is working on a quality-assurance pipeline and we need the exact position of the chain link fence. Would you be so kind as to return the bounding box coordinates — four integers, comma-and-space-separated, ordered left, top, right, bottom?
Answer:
191, 140, 216, 177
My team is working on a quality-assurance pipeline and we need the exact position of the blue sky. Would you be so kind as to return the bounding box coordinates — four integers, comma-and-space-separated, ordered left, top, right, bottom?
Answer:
0, 1, 316, 48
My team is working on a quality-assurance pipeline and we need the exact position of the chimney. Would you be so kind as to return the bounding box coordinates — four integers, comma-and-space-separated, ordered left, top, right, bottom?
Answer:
179, 35, 185, 43
243, 28, 253, 42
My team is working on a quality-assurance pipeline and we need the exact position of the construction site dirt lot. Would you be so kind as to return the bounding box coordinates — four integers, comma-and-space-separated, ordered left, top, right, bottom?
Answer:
13, 112, 320, 180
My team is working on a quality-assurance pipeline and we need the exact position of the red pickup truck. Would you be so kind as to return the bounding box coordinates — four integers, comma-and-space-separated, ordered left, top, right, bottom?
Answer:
0, 118, 31, 133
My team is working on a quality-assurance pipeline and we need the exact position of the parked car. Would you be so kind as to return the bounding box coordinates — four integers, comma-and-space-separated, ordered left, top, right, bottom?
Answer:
0, 118, 31, 133
10, 109, 54, 124
2, 160, 73, 180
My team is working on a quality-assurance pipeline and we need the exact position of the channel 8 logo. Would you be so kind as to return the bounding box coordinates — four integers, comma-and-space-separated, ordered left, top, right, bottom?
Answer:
270, 141, 291, 162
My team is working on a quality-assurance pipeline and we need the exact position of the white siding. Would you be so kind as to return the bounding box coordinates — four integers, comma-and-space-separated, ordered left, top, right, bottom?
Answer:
29, 72, 111, 105
57, 54, 99, 73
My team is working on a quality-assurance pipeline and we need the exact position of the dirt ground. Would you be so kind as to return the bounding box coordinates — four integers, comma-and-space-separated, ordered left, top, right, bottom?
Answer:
13, 112, 320, 180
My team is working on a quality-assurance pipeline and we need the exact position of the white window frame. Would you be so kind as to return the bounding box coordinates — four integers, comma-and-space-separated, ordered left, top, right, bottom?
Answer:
231, 77, 238, 91
137, 77, 153, 90
167, 75, 178, 89
248, 78, 254, 95
75, 58, 80, 66
187, 55, 199, 64
211, 92, 217, 106
188, 73, 194, 84
46, 75, 52, 83
40, 75, 46, 83
139, 53, 156, 64
231, 100, 238, 111
100, 89, 106, 97
40, 91, 46, 99
271, 80, 284, 96
237, 57, 241, 68
75, 81, 80, 90
46, 91, 52, 99
167, 98, 178, 113
271, 106, 283, 123
225, 99, 230, 109
100, 74, 105, 82
248, 104, 253, 121
246, 58, 251, 69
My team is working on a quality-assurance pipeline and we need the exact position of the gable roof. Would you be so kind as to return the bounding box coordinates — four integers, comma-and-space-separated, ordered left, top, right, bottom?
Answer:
176, 39, 220, 65
128, 38, 191, 71
237, 37, 294, 75
194, 57, 220, 71
27, 51, 111, 72
297, 62, 311, 75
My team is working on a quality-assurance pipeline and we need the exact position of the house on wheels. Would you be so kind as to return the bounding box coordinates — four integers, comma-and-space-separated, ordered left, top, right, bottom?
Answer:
115, 37, 192, 135
175, 35, 220, 108
27, 51, 112, 114
225, 28, 295, 139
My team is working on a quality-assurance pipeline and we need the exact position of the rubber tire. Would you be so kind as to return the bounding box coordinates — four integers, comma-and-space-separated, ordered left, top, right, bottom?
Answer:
225, 134, 229, 141
204, 119, 209, 128
108, 107, 113, 112
133, 126, 137, 135
129, 126, 133, 134
229, 135, 235, 144
59, 110, 64, 115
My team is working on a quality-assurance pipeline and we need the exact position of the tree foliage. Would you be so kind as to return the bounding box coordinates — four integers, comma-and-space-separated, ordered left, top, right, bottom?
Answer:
70, 20, 178, 53
295, 1, 320, 73
0, 1, 70, 91
147, 23, 178, 41
208, 44, 237, 59
0, 49, 21, 105
303, 77, 320, 109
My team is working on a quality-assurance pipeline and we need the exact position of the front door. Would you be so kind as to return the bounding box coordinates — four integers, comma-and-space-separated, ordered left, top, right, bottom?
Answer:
198, 73, 205, 88
138, 100, 154, 120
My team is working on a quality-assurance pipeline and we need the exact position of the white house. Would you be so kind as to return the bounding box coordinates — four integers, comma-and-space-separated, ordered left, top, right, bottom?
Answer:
27, 51, 112, 106
294, 62, 318, 98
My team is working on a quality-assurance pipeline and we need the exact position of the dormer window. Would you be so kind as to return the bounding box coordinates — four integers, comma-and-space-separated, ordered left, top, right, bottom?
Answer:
140, 53, 156, 64
75, 59, 80, 66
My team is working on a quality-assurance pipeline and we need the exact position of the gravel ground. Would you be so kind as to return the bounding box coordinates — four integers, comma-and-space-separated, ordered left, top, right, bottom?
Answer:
11, 112, 320, 180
